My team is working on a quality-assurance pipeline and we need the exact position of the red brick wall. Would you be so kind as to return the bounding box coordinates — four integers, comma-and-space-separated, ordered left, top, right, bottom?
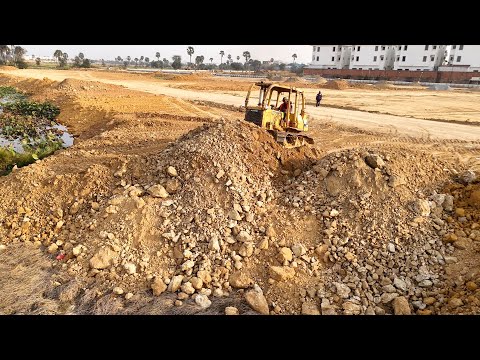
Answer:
304, 68, 477, 84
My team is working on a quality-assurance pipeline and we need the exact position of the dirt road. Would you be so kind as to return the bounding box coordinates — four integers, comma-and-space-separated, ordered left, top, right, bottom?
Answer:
2, 68, 480, 142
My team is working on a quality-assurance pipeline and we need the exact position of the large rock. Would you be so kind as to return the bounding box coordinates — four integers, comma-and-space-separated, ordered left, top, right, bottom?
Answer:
443, 195, 454, 212
393, 278, 407, 292
342, 301, 362, 315
228, 209, 242, 221
195, 294, 212, 309
469, 190, 480, 207
167, 166, 178, 177
365, 154, 385, 169
151, 278, 168, 296
412, 199, 431, 216
278, 247, 293, 263
269, 266, 295, 281
245, 285, 269, 315
148, 185, 169, 198
320, 298, 337, 315
225, 306, 239, 315
291, 243, 306, 257
302, 302, 320, 315
380, 292, 399, 304
89, 247, 119, 269
334, 282, 351, 299
237, 231, 252, 243
229, 271, 253, 288
197, 270, 212, 284
458, 170, 476, 185
392, 296, 411, 315
168, 275, 184, 292
165, 179, 181, 194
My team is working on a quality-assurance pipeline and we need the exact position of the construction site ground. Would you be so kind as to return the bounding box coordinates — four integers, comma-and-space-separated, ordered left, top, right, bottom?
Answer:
1, 67, 480, 315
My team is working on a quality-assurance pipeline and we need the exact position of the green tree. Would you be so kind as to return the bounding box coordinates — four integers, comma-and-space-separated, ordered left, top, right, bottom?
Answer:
209, 57, 213, 64
227, 54, 232, 64
35, 57, 41, 66
116, 56, 122, 62
187, 46, 194, 65
163, 58, 169, 67
145, 57, 150, 64
53, 50, 63, 66
172, 55, 182, 69
292, 53, 297, 63
237, 55, 240, 61
79, 53, 85, 60
156, 52, 160, 62
219, 50, 225, 64
127, 56, 131, 64
134, 57, 139, 67
195, 55, 204, 67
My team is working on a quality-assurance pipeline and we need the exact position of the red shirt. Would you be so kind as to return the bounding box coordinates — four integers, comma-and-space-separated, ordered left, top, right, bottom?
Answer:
279, 102, 288, 112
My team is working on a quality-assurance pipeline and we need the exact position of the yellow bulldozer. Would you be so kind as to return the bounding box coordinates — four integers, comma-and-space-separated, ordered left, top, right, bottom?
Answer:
244, 81, 314, 148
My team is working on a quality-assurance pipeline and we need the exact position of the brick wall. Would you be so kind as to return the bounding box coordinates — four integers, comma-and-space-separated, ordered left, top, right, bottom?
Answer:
304, 68, 478, 84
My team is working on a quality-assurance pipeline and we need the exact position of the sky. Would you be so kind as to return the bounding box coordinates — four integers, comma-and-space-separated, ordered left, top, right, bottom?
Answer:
20, 45, 312, 64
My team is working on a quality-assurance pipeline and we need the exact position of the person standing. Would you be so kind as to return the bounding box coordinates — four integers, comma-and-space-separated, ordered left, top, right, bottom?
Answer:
316, 91, 323, 107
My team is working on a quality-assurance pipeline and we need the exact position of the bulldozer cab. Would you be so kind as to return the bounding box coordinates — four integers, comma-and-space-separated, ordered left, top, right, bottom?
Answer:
244, 81, 308, 133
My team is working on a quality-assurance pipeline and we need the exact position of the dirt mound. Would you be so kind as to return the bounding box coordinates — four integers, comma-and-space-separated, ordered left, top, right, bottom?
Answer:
323, 79, 349, 90
56, 78, 115, 92
2, 115, 472, 315
0, 66, 16, 71
375, 81, 396, 90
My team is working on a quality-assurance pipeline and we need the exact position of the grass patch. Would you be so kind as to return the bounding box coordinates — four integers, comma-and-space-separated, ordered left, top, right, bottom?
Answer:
0, 86, 19, 98
0, 140, 63, 175
3, 100, 60, 120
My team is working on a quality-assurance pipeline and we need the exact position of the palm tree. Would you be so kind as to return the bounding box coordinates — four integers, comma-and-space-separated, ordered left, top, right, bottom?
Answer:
53, 50, 63, 65
163, 58, 169, 67
156, 52, 160, 62
243, 51, 251, 70
116, 56, 122, 63
195, 55, 204, 68
209, 57, 213, 64
187, 46, 194, 65
237, 56, 240, 62
127, 56, 131, 64
292, 53, 297, 64
134, 58, 139, 67
35, 57, 41, 66
63, 53, 68, 61
79, 53, 85, 60
145, 57, 150, 64
219, 50, 225, 64
227, 54, 232, 64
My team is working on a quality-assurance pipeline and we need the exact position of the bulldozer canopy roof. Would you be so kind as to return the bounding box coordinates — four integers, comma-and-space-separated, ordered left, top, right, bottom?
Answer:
254, 81, 303, 94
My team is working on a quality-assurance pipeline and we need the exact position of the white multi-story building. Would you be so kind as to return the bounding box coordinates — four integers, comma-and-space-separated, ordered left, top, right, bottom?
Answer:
393, 45, 447, 71
444, 45, 480, 72
349, 45, 396, 70
310, 45, 351, 69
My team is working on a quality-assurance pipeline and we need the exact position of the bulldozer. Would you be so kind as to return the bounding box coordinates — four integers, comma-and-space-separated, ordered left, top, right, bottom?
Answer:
244, 81, 314, 148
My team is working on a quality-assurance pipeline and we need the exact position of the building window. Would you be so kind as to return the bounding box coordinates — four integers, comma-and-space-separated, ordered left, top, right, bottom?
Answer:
381, 46, 385, 50
396, 56, 400, 61
398, 46, 401, 50
452, 45, 456, 49
459, 45, 464, 50
430, 55, 434, 61
352, 56, 354, 60
380, 55, 384, 61
337, 56, 340, 61
423, 56, 427, 62
417, 69, 421, 71
425, 45, 429, 50
359, 68, 363, 70
457, 56, 462, 62
402, 56, 406, 62
404, 45, 408, 50
356, 56, 359, 61
333, 47, 336, 52
369, 68, 373, 70
357, 46, 361, 51
373, 56, 377, 61
317, 47, 320, 51
316, 56, 319, 61
450, 56, 454, 61
375, 46, 378, 51
331, 57, 335, 61
432, 45, 437, 50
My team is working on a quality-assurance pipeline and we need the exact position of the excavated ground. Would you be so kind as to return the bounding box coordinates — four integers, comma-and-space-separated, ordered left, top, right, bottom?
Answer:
1, 73, 479, 315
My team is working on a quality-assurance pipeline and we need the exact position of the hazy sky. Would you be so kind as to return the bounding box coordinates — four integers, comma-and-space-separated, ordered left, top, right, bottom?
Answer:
21, 45, 312, 64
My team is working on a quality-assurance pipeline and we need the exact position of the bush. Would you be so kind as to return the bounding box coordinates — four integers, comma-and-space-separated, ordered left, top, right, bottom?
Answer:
0, 86, 19, 97
3, 100, 60, 121
16, 61, 28, 69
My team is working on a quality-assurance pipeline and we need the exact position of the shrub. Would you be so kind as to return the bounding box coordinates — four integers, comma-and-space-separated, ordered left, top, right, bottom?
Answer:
3, 100, 60, 120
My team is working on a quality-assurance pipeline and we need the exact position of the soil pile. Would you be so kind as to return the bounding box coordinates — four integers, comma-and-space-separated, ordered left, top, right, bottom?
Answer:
323, 79, 350, 90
